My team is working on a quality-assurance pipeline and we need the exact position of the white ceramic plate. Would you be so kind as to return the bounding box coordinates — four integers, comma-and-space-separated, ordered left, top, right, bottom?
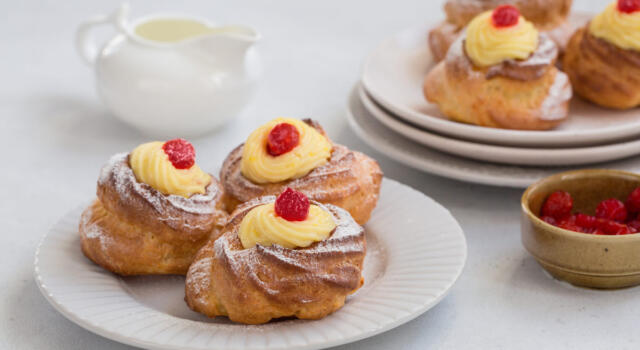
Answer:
360, 17, 640, 148
34, 178, 467, 350
359, 85, 640, 167
346, 86, 640, 188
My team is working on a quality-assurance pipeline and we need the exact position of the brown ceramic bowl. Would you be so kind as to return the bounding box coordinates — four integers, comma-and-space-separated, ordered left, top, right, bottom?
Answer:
521, 169, 640, 289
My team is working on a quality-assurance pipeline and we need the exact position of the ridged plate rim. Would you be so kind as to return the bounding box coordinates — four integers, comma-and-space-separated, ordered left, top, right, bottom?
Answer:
34, 178, 467, 350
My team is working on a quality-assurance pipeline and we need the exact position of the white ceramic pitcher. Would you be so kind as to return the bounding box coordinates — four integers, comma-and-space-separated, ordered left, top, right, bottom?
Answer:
76, 4, 261, 138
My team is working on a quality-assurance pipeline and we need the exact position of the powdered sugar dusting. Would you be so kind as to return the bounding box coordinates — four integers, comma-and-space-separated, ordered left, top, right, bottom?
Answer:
99, 153, 219, 215
444, 32, 571, 123
165, 192, 217, 215
79, 205, 113, 252
485, 34, 558, 80
187, 256, 213, 305
212, 199, 365, 298
99, 153, 127, 185
539, 70, 572, 121
448, 33, 558, 81
221, 144, 360, 203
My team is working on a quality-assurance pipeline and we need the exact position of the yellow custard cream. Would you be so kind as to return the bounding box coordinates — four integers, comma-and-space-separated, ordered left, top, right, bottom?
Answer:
590, 2, 640, 51
135, 19, 217, 43
465, 10, 539, 67
241, 118, 333, 184
129, 141, 211, 198
238, 203, 336, 249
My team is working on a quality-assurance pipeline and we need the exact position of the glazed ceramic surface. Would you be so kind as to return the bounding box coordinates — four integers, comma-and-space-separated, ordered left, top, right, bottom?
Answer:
34, 178, 467, 350
11, 1, 640, 349
361, 15, 640, 148
359, 85, 640, 167
521, 170, 640, 289
346, 85, 640, 188
76, 4, 261, 138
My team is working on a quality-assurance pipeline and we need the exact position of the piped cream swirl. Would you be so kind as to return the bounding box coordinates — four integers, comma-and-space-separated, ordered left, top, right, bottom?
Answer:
129, 141, 211, 198
238, 203, 336, 249
590, 2, 640, 51
465, 10, 539, 67
240, 118, 332, 184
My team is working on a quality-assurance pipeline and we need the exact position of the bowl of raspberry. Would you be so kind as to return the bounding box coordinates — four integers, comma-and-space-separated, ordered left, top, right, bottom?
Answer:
521, 169, 640, 289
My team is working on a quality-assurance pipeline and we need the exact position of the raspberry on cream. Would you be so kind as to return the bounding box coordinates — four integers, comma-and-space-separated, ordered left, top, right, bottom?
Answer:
491, 5, 520, 28
162, 138, 196, 169
267, 123, 300, 156
274, 187, 310, 221
129, 140, 211, 198
589, 1, 640, 51
618, 0, 640, 14
464, 6, 539, 67
238, 189, 336, 249
240, 118, 333, 184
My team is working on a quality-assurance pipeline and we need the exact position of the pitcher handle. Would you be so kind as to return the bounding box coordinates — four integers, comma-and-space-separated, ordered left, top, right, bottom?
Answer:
75, 4, 130, 66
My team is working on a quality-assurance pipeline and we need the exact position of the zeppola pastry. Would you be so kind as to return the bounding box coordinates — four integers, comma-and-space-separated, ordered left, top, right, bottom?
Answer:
429, 0, 573, 62
563, 0, 640, 109
220, 117, 383, 225
79, 139, 227, 275
185, 188, 366, 324
424, 5, 572, 130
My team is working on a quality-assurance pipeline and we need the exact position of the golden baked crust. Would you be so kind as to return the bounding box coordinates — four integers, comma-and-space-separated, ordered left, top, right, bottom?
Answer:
424, 35, 572, 130
185, 197, 366, 324
429, 21, 461, 63
428, 0, 573, 62
79, 153, 228, 275
220, 120, 383, 225
563, 27, 640, 109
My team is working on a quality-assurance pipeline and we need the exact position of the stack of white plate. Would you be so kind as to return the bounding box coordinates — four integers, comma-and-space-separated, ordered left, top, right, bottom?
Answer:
348, 24, 640, 188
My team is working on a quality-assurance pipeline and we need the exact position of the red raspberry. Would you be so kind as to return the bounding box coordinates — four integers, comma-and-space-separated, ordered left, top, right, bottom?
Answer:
274, 188, 310, 221
558, 216, 584, 233
267, 123, 300, 156
618, 0, 640, 14
492, 5, 520, 28
541, 191, 573, 220
162, 139, 196, 169
596, 198, 627, 222
574, 213, 598, 233
628, 221, 640, 233
598, 220, 631, 235
625, 187, 640, 213
541, 216, 557, 225
575, 213, 597, 229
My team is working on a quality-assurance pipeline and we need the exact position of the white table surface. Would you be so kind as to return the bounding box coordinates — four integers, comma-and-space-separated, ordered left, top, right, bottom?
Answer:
2, 0, 635, 349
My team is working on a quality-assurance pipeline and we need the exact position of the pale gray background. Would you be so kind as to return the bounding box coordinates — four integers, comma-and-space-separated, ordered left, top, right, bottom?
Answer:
2, 0, 634, 349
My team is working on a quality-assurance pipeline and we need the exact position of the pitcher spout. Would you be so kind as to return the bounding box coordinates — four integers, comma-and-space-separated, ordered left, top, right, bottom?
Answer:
195, 25, 259, 58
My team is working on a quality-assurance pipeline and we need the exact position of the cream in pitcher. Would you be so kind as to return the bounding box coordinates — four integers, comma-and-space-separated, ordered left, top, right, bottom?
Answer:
76, 4, 261, 137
